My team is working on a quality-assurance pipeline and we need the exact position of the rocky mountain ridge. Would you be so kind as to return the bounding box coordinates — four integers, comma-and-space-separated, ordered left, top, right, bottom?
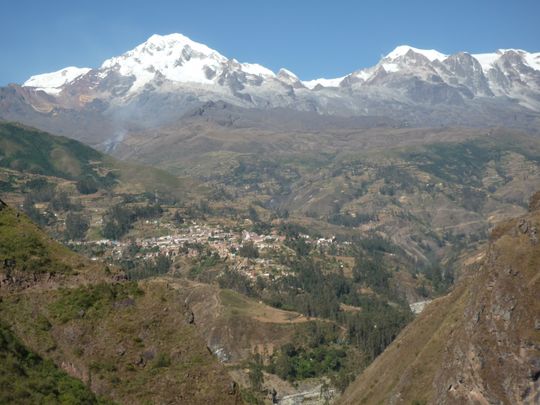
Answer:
21, 35, 540, 110
1, 34, 539, 149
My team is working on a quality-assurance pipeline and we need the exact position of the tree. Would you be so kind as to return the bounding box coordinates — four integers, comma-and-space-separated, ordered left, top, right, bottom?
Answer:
65, 213, 89, 240
352, 256, 391, 294
248, 353, 264, 392
101, 205, 133, 240
238, 241, 259, 258
76, 176, 98, 195
50, 190, 81, 212
248, 206, 260, 222
173, 210, 184, 225
126, 254, 172, 281
22, 194, 49, 226
153, 254, 172, 274
285, 236, 310, 257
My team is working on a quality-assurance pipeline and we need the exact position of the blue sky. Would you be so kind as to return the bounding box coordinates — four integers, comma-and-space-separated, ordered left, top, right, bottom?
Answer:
1, 0, 539, 85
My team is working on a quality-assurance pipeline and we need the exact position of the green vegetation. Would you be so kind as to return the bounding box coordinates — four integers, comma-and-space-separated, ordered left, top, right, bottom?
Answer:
269, 340, 347, 381
247, 353, 264, 391
65, 213, 89, 241
275, 256, 411, 361
102, 205, 134, 240
263, 322, 361, 394
0, 122, 116, 187
102, 203, 163, 240
3, 119, 540, 400
224, 158, 300, 195
50, 190, 82, 212
49, 282, 143, 324
328, 212, 377, 227
216, 235, 413, 372
22, 194, 52, 226
0, 206, 71, 274
218, 267, 256, 296
126, 254, 172, 280
353, 256, 391, 293
405, 141, 502, 187
238, 241, 259, 258
188, 251, 221, 278
0, 322, 112, 404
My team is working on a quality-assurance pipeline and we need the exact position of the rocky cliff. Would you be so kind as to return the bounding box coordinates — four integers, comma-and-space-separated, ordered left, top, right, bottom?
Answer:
339, 192, 540, 404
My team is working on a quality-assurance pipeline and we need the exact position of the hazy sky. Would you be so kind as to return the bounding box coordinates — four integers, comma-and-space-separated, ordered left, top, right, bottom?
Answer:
1, 0, 539, 85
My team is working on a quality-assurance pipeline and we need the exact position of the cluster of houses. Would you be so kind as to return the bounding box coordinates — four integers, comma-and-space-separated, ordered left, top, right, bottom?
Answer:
75, 222, 338, 280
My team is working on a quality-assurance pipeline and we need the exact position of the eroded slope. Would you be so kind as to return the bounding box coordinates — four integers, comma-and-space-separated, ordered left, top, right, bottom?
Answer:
339, 193, 540, 404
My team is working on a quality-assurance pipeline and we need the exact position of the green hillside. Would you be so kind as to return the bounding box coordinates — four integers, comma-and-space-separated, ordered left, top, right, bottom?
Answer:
0, 202, 240, 404
0, 200, 75, 275
0, 321, 113, 404
0, 121, 103, 180
0, 120, 195, 199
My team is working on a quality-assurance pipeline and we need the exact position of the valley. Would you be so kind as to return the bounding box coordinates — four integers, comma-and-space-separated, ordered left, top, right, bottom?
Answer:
340, 192, 540, 404
1, 114, 539, 403
1, 26, 539, 405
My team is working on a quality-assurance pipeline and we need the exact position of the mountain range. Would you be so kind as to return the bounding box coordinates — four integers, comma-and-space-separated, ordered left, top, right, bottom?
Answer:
2, 33, 540, 404
1, 33, 540, 151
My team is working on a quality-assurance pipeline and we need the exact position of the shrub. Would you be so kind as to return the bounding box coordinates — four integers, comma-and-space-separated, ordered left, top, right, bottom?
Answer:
49, 282, 143, 323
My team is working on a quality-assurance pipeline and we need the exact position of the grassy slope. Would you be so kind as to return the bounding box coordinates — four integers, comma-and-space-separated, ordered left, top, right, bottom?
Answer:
0, 120, 197, 199
0, 204, 240, 404
0, 203, 113, 287
339, 193, 540, 404
160, 278, 315, 363
0, 121, 101, 179
0, 203, 75, 274
0, 322, 113, 404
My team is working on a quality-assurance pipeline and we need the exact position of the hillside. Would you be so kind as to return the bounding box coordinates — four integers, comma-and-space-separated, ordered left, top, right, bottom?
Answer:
0, 202, 241, 404
339, 192, 540, 404
115, 118, 540, 273
0, 321, 112, 404
0, 121, 102, 179
0, 120, 195, 200
0, 121, 202, 245
0, 197, 114, 288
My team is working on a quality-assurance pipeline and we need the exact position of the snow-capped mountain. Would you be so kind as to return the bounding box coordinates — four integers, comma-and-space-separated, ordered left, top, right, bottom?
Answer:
316, 45, 540, 101
20, 34, 540, 108
2, 33, 540, 148
24, 67, 91, 94
21, 33, 306, 108
95, 33, 293, 94
20, 34, 540, 102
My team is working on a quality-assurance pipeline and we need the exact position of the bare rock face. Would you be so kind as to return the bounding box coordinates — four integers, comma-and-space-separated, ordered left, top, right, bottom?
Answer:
183, 302, 195, 324
429, 202, 540, 404
433, 241, 539, 404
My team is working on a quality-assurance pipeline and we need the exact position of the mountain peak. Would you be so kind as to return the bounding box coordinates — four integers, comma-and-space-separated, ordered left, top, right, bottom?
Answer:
385, 45, 447, 62
18, 36, 540, 112
472, 48, 540, 72
22, 66, 91, 94
302, 76, 344, 89
278, 68, 298, 79
141, 33, 224, 59
99, 32, 228, 92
